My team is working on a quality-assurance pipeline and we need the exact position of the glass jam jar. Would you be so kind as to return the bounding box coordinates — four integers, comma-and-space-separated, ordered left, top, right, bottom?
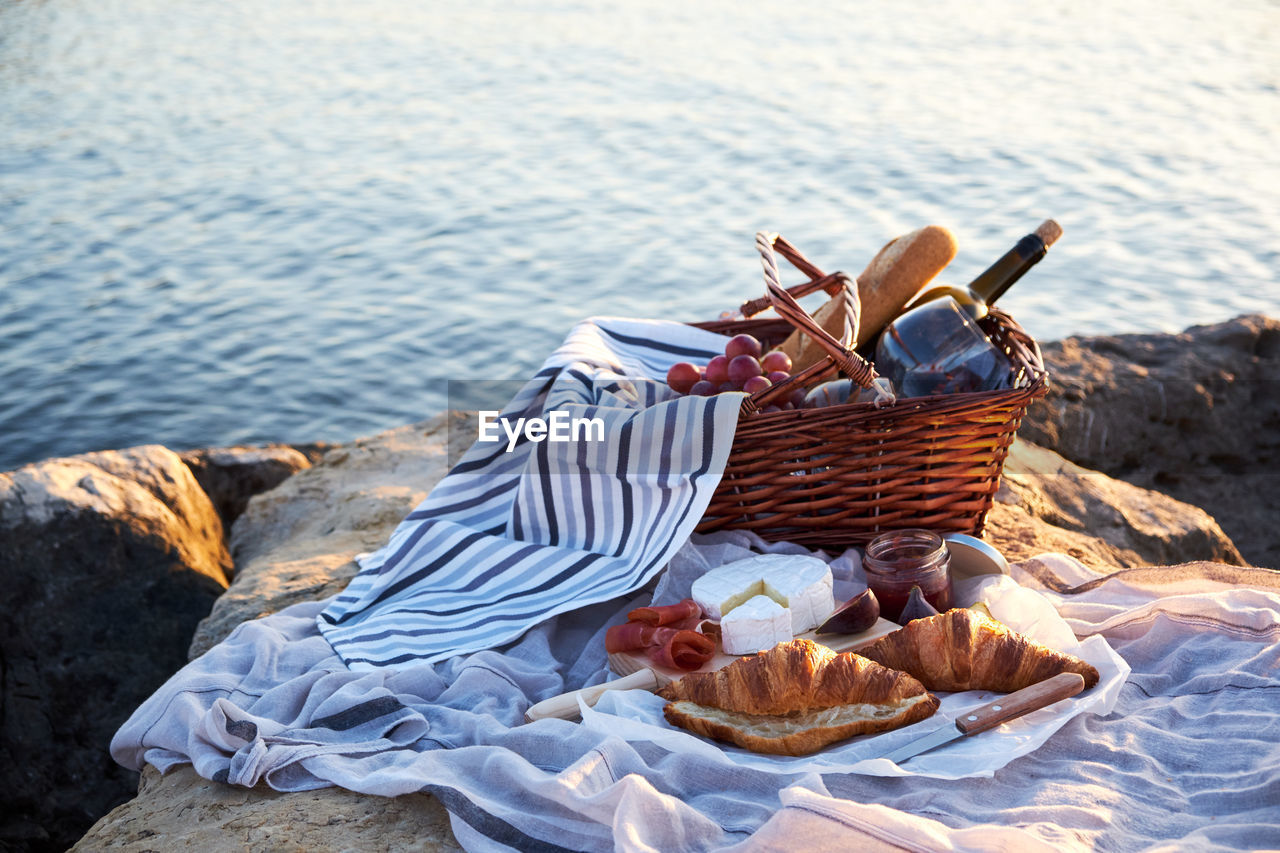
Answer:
863, 529, 953, 623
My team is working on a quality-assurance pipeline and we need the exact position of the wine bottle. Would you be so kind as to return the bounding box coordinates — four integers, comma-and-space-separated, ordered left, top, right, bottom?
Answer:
903, 219, 1062, 320
873, 219, 1063, 397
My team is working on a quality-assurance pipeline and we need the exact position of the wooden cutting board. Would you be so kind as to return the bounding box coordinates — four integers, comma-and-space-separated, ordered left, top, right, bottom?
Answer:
524, 617, 900, 723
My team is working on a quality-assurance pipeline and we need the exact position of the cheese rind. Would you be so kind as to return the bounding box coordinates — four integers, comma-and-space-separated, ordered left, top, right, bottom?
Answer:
691, 554, 836, 652
720, 595, 792, 655
690, 563, 764, 621
761, 559, 834, 634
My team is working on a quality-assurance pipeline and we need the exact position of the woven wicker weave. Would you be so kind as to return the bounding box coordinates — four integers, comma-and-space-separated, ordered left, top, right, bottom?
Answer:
692, 233, 1047, 548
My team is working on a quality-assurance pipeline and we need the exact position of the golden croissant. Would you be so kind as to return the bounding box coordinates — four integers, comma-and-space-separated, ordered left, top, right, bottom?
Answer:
857, 609, 1100, 693
658, 638, 939, 756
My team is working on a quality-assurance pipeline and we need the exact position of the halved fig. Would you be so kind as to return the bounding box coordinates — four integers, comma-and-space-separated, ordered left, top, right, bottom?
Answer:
897, 585, 941, 626
814, 588, 880, 635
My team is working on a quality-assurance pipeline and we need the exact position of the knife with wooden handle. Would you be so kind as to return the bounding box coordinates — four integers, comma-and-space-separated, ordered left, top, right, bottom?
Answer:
880, 672, 1087, 764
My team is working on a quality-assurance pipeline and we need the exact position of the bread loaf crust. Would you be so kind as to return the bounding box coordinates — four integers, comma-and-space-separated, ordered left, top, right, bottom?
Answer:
854, 225, 958, 349
857, 609, 1100, 693
775, 225, 958, 371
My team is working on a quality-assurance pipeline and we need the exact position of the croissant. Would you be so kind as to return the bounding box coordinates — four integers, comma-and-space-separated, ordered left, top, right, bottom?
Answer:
659, 639, 939, 756
857, 609, 1100, 693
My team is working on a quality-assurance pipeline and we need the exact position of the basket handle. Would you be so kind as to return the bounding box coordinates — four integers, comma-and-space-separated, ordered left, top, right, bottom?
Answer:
735, 235, 846, 318
741, 232, 882, 413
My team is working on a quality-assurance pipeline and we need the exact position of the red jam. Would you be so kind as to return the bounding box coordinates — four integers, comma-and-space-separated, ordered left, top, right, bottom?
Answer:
863, 529, 953, 623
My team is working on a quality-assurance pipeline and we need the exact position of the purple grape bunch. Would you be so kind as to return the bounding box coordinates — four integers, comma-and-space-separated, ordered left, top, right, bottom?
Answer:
665, 335, 807, 411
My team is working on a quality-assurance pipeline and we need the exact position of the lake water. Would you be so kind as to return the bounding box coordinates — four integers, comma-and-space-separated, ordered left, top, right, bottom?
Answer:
2, 0, 1277, 472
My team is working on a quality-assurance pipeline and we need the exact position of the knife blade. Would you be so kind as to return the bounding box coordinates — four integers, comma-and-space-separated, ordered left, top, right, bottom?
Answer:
880, 671, 1087, 765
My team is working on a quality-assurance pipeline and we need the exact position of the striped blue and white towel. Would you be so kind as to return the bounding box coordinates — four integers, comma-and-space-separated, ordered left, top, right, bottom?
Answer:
317, 317, 743, 670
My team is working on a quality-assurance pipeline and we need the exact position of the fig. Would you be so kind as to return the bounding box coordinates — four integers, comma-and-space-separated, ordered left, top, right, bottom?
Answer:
897, 585, 941, 626
814, 588, 880, 635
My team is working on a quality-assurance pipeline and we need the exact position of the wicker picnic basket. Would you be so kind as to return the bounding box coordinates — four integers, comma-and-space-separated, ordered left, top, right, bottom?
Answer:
691, 232, 1048, 549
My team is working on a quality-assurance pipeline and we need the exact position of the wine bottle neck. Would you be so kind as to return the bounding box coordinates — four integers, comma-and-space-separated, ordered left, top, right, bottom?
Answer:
968, 233, 1048, 306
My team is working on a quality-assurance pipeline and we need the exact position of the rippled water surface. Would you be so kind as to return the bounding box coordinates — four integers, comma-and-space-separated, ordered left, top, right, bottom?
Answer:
2, 0, 1277, 470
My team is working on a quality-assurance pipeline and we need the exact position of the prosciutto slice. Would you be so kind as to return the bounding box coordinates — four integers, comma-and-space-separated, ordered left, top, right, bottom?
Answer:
645, 629, 715, 670
626, 598, 702, 627
605, 610, 716, 672
605, 615, 705, 651
605, 621, 660, 654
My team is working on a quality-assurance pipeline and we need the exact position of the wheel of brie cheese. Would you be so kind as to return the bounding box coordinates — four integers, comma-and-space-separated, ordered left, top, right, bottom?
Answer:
690, 554, 835, 655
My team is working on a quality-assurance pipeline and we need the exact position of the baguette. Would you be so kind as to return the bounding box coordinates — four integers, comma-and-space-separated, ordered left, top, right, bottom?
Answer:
776, 225, 958, 371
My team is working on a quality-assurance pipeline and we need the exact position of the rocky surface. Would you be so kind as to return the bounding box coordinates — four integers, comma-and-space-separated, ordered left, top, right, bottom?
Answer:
69, 765, 460, 853
1021, 314, 1280, 568
73, 416, 467, 852
984, 440, 1244, 569
0, 446, 231, 852
178, 445, 313, 532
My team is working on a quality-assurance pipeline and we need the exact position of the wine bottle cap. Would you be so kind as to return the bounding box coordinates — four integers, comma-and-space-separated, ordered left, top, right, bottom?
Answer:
1034, 219, 1063, 247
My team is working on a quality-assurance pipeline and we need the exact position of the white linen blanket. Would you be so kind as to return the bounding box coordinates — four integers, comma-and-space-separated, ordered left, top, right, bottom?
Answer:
112, 536, 1280, 852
